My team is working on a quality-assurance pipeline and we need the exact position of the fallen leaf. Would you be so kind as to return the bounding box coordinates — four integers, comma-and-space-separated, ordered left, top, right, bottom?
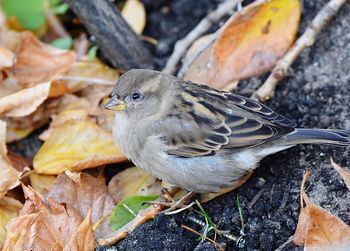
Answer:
2, 185, 96, 250
61, 59, 118, 93
33, 120, 126, 174
0, 120, 20, 198
121, 0, 146, 35
0, 46, 14, 69
28, 173, 56, 197
0, 196, 23, 248
183, 36, 214, 84
330, 158, 350, 191
48, 172, 115, 238
293, 173, 350, 249
0, 81, 67, 117
4, 31, 76, 84
184, 0, 301, 90
108, 166, 162, 203
4, 97, 61, 142
67, 209, 96, 251
209, 0, 300, 89
109, 195, 158, 231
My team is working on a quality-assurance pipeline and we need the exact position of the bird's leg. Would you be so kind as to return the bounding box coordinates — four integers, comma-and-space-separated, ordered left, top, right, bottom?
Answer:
146, 188, 197, 214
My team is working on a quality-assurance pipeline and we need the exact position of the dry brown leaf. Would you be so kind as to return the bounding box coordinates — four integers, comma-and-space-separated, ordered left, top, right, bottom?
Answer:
33, 120, 126, 174
209, 0, 301, 89
0, 120, 20, 198
330, 158, 350, 191
66, 209, 96, 251
2, 185, 96, 251
0, 81, 68, 117
108, 166, 162, 203
4, 97, 62, 142
294, 174, 350, 249
29, 173, 56, 197
293, 206, 308, 246
183, 36, 214, 84
4, 32, 76, 84
0, 196, 23, 248
48, 172, 115, 238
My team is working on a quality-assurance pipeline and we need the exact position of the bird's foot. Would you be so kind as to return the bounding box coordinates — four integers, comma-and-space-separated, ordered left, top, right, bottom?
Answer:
145, 189, 197, 215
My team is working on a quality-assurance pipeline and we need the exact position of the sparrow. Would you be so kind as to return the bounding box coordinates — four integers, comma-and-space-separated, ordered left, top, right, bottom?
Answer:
105, 69, 350, 193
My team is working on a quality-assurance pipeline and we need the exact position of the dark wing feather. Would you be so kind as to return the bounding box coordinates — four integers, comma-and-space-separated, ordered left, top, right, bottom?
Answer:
159, 81, 295, 158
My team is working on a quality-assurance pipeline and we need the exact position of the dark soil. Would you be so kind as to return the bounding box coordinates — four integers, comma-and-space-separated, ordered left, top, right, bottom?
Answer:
112, 0, 350, 250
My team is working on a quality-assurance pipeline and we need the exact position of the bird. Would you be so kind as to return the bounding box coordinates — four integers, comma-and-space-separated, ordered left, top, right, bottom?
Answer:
105, 69, 350, 193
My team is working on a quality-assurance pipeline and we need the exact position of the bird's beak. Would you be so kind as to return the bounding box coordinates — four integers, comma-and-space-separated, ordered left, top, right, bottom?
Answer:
104, 97, 126, 111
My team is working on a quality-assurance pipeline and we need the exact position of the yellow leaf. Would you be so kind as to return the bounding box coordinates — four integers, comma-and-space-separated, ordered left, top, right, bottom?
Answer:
0, 196, 23, 248
108, 167, 162, 203
0, 120, 20, 198
33, 120, 126, 174
29, 173, 56, 197
121, 0, 146, 35
62, 60, 119, 92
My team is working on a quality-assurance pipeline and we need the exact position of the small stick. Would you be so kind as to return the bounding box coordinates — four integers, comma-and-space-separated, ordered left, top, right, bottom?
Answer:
163, 0, 242, 75
274, 235, 294, 251
251, 0, 348, 101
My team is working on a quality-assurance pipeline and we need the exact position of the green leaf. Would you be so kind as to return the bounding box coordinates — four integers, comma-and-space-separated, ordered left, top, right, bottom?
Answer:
49, 0, 60, 6
87, 45, 98, 60
51, 37, 73, 50
2, 0, 45, 30
51, 3, 69, 15
110, 195, 158, 231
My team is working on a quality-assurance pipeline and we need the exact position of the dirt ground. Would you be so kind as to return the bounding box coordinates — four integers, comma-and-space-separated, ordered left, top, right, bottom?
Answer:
111, 0, 350, 250
11, 0, 350, 250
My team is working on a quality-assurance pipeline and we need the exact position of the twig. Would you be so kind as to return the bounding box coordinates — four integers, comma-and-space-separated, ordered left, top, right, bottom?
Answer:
45, 7, 69, 38
163, 0, 242, 75
274, 235, 294, 251
251, 0, 348, 101
248, 188, 266, 208
96, 186, 180, 245
181, 225, 224, 251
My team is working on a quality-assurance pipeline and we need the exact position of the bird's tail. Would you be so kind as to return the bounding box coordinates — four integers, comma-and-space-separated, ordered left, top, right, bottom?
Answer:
285, 128, 350, 146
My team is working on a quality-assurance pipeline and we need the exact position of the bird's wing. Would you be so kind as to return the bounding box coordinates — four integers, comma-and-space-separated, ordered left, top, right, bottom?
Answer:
159, 82, 296, 158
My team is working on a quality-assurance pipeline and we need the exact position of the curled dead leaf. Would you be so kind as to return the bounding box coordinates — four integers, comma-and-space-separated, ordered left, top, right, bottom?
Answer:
2, 185, 96, 250
0, 81, 68, 117
0, 120, 20, 198
4, 32, 76, 84
293, 173, 350, 249
48, 172, 115, 238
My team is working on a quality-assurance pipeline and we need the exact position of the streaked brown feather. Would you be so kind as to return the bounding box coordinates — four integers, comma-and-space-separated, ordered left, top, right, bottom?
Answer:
156, 79, 295, 157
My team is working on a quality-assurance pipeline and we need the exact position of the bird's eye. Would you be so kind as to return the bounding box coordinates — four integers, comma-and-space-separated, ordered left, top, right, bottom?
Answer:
131, 91, 143, 101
